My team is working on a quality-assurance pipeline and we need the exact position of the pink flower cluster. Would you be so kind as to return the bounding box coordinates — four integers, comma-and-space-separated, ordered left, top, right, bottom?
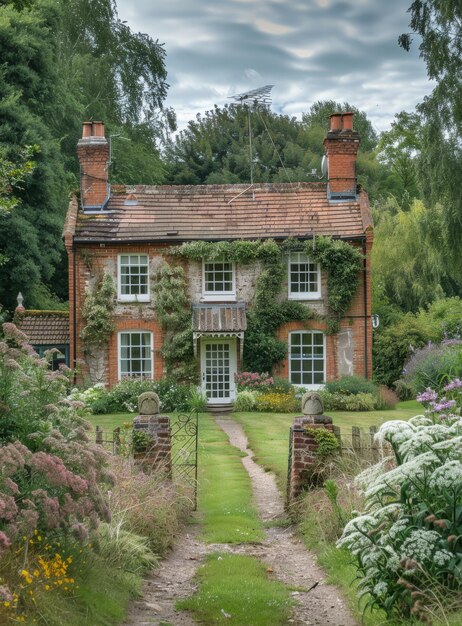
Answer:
234, 371, 274, 391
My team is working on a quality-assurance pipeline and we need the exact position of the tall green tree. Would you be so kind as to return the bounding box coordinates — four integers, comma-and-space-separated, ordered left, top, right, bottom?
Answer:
371, 197, 460, 312
400, 1, 462, 257
166, 101, 392, 201
0, 0, 173, 309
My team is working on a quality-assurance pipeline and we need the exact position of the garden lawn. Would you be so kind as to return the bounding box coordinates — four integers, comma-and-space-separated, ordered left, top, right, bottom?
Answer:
232, 400, 423, 491
198, 412, 264, 543
177, 553, 293, 626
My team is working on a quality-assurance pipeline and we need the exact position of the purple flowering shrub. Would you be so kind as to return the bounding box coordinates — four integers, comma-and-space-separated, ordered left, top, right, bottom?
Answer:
338, 378, 462, 621
0, 322, 113, 548
0, 323, 82, 446
234, 371, 274, 391
402, 339, 462, 394
0, 432, 112, 546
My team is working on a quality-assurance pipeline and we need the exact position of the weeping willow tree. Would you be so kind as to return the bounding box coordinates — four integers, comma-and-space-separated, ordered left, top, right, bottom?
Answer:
372, 198, 460, 312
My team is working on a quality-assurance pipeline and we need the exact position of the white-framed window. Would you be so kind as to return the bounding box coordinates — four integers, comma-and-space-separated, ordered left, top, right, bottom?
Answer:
118, 331, 153, 379
202, 259, 235, 301
118, 254, 150, 301
288, 253, 321, 300
289, 331, 325, 388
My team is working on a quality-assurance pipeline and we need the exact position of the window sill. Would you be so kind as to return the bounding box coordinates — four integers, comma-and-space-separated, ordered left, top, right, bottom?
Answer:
201, 294, 237, 303
117, 297, 151, 304
288, 295, 322, 302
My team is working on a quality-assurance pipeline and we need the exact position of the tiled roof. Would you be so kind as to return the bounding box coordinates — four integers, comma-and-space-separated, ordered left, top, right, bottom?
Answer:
18, 311, 69, 345
193, 303, 247, 333
72, 183, 372, 243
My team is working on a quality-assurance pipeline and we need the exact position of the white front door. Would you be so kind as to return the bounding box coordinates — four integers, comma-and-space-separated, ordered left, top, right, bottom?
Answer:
201, 339, 237, 404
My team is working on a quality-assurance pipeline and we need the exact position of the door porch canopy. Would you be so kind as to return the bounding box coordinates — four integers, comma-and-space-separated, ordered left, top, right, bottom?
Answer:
192, 302, 247, 359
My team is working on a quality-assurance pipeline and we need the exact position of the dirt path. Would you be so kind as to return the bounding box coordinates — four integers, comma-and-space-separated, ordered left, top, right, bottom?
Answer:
124, 415, 357, 626
216, 417, 357, 626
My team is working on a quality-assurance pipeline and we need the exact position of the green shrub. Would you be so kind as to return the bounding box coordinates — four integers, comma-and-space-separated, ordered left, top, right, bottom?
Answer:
325, 375, 377, 397
153, 377, 191, 412
108, 378, 156, 413
373, 313, 432, 387
321, 390, 376, 411
234, 390, 259, 412
255, 392, 299, 413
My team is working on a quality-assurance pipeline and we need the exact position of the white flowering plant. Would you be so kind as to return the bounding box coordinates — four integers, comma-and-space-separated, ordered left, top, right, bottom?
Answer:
337, 379, 462, 621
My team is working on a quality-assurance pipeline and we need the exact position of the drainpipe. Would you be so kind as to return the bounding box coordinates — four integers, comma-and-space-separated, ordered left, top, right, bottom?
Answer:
72, 242, 77, 384
362, 239, 369, 378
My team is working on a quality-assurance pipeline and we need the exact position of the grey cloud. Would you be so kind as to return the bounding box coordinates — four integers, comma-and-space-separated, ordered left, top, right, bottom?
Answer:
118, 0, 431, 132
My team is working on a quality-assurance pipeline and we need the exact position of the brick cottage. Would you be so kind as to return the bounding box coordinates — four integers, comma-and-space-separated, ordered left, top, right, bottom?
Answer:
64, 113, 373, 407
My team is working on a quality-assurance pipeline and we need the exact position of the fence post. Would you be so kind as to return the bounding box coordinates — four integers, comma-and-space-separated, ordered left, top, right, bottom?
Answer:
369, 426, 378, 461
113, 427, 121, 455
352, 426, 361, 453
332, 425, 342, 451
95, 425, 103, 445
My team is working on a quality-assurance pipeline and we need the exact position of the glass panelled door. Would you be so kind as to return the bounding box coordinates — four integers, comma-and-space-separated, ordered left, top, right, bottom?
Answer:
201, 339, 237, 404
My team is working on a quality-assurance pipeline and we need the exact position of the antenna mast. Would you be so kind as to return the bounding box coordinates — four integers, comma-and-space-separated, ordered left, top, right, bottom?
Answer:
229, 85, 274, 197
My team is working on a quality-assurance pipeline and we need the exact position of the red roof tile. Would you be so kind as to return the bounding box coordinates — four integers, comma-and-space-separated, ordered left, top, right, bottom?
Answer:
72, 183, 372, 243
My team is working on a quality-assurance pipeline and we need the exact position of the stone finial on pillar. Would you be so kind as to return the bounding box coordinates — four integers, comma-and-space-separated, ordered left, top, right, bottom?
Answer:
133, 392, 172, 474
301, 391, 332, 425
13, 292, 26, 325
287, 391, 334, 506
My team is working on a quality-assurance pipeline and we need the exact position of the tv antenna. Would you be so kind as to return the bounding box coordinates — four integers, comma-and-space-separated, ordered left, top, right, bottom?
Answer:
229, 85, 274, 196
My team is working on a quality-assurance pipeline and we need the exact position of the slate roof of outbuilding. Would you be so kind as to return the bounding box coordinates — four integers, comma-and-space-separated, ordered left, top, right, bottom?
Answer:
18, 312, 70, 345
70, 183, 372, 243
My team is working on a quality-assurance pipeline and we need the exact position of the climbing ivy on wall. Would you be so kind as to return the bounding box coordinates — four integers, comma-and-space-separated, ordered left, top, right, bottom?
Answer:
282, 237, 363, 334
172, 236, 362, 373
153, 264, 195, 381
80, 273, 116, 348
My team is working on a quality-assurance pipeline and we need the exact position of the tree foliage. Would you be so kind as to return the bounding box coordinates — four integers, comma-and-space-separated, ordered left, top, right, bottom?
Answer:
400, 1, 462, 257
166, 101, 394, 202
0, 0, 173, 309
371, 198, 459, 313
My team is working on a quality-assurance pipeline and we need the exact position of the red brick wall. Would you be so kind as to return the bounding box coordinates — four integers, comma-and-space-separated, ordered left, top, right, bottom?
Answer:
68, 238, 372, 386
70, 243, 172, 385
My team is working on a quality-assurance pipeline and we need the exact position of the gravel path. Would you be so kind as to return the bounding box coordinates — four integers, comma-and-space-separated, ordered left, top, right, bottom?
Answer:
216, 417, 357, 626
123, 415, 357, 626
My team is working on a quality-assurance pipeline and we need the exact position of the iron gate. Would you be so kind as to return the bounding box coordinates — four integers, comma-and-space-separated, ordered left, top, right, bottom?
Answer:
171, 411, 199, 510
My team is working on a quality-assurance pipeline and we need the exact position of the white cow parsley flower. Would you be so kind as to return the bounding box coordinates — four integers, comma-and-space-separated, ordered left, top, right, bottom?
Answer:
429, 460, 462, 491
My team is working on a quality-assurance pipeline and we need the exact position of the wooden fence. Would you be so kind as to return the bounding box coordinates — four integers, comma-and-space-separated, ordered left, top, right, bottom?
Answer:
332, 425, 381, 461
94, 426, 123, 455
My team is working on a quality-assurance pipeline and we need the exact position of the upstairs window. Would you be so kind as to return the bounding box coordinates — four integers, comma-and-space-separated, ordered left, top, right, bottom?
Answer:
118, 254, 149, 301
289, 331, 325, 387
288, 253, 321, 300
202, 259, 235, 300
118, 331, 153, 379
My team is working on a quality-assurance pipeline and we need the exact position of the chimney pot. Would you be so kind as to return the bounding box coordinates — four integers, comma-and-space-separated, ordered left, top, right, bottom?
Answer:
342, 112, 354, 131
91, 122, 105, 138
82, 122, 92, 139
329, 113, 342, 132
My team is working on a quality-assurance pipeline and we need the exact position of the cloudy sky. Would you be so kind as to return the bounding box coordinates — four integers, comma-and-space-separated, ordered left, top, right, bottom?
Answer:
117, 0, 432, 134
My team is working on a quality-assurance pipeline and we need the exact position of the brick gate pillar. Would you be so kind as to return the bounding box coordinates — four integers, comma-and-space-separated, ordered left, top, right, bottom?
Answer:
287, 392, 333, 505
133, 392, 172, 474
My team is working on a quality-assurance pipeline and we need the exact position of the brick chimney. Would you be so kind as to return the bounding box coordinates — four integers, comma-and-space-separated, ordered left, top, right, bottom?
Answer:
77, 121, 110, 211
323, 112, 360, 200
